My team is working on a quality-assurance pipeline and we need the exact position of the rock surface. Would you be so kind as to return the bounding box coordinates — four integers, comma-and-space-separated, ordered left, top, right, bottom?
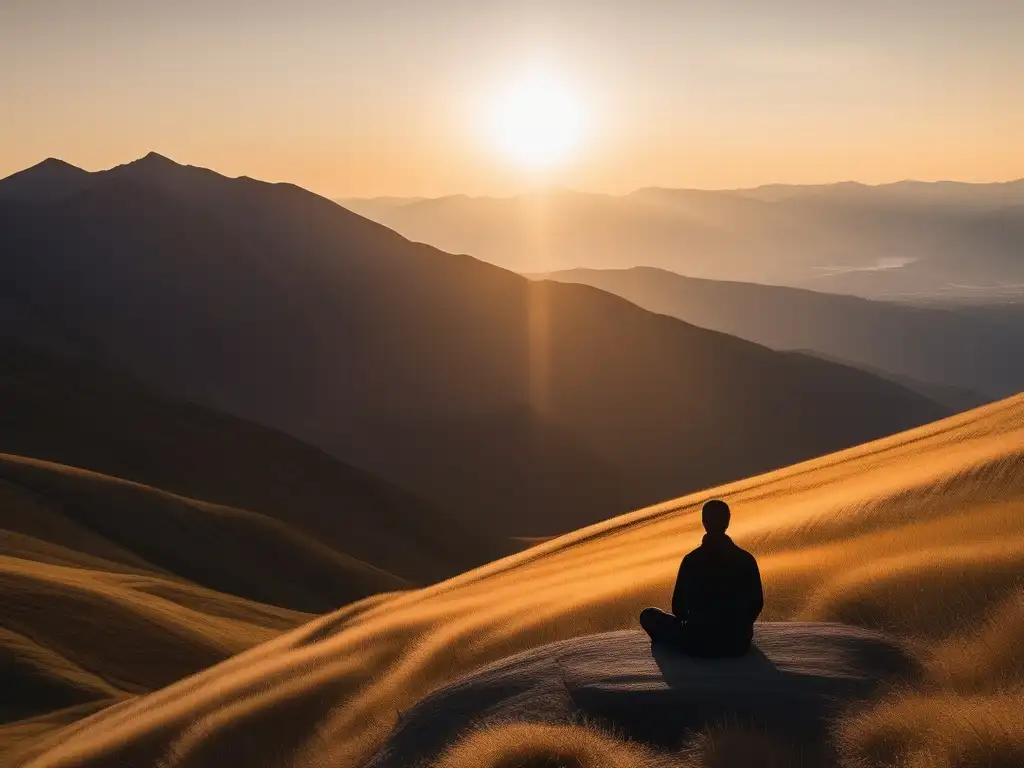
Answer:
367, 622, 921, 767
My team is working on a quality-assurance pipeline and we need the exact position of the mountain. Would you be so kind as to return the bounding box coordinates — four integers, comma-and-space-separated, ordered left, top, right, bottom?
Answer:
799, 351, 989, 414
15, 395, 1024, 768
0, 159, 92, 203
734, 178, 1024, 208
343, 181, 1024, 301
0, 155, 949, 536
539, 267, 1024, 400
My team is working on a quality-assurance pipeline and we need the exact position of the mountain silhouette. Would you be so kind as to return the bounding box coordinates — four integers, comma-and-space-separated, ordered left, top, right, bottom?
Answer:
0, 155, 950, 535
0, 158, 92, 202
540, 267, 1024, 401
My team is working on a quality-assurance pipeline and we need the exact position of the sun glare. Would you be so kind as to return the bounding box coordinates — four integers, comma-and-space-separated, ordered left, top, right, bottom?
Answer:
485, 71, 585, 170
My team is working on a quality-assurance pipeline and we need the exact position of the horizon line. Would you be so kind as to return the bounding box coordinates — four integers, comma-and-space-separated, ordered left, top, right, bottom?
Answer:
7, 152, 1024, 203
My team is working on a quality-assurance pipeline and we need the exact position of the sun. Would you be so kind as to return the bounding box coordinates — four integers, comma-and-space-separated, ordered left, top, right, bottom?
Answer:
485, 71, 585, 170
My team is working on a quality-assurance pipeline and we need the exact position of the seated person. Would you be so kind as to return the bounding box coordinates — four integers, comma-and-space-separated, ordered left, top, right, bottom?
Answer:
640, 499, 763, 657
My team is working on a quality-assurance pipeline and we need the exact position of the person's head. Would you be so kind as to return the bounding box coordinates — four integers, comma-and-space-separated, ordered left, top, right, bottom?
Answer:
701, 499, 730, 534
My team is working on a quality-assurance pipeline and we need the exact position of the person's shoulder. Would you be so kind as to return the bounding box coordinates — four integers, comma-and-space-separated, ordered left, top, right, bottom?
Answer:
727, 538, 757, 560
735, 544, 759, 566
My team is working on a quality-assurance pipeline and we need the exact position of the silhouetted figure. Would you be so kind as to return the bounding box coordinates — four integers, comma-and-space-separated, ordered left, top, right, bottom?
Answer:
640, 499, 763, 657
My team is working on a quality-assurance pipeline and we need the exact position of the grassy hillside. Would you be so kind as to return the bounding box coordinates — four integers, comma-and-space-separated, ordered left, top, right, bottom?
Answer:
0, 454, 409, 611
0, 156, 949, 535
0, 441, 443, 763
0, 454, 317, 764
19, 395, 1024, 768
0, 344, 504, 584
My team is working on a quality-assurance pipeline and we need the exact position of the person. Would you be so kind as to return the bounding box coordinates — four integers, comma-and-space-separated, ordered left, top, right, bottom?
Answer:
640, 499, 763, 657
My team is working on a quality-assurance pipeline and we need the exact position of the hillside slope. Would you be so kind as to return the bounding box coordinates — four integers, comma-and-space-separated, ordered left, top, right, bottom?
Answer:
19, 395, 1024, 768
0, 453, 319, 764
540, 267, 1024, 400
0, 344, 502, 584
0, 439, 435, 762
0, 155, 949, 534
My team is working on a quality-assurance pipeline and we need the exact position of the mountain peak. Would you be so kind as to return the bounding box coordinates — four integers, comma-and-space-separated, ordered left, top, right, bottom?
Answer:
36, 157, 86, 172
104, 151, 206, 187
131, 151, 181, 168
0, 157, 91, 201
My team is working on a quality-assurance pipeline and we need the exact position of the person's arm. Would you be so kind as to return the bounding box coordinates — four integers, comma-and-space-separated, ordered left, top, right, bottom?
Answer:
749, 557, 764, 623
671, 557, 688, 620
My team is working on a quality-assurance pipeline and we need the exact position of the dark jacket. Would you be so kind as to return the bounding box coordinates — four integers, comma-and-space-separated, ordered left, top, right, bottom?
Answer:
672, 533, 763, 650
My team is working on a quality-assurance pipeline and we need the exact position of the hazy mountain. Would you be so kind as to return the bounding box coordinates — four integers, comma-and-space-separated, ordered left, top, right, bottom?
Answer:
794, 350, 990, 413
734, 178, 1024, 208
0, 155, 949, 535
539, 267, 1024, 401
342, 181, 1024, 301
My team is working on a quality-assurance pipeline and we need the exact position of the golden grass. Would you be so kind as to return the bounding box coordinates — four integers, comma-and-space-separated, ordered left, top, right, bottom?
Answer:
0, 458, 321, 764
428, 722, 682, 768
16, 395, 1024, 768
838, 691, 1024, 768
427, 720, 821, 768
0, 553, 312, 765
679, 723, 813, 768
928, 588, 1024, 693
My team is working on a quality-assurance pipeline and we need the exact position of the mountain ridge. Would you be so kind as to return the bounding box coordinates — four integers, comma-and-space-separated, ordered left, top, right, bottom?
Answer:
539, 266, 1024, 399
0, 155, 950, 536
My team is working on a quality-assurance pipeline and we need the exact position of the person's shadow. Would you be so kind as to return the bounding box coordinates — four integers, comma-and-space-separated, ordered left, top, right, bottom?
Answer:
650, 640, 779, 688
642, 637, 848, 751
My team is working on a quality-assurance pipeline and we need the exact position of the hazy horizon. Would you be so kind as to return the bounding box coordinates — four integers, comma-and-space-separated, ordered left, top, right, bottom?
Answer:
8, 151, 1024, 204
4, 0, 1023, 198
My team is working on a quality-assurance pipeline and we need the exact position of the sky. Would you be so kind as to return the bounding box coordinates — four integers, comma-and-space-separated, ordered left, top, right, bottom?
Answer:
2, 0, 1023, 197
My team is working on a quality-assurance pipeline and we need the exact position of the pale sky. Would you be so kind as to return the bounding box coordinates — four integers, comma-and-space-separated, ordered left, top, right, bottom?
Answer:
2, 0, 1023, 197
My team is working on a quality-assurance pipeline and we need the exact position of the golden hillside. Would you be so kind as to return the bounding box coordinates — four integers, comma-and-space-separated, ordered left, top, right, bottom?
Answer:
17, 395, 1024, 768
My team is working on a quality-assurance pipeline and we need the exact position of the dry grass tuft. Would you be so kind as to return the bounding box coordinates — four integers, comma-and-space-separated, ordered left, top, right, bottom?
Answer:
838, 691, 1024, 768
430, 721, 683, 768
838, 587, 1024, 768
680, 722, 819, 768
431, 720, 825, 768
927, 587, 1024, 693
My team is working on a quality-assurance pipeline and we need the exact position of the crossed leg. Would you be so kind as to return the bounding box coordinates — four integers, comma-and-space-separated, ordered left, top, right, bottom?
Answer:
639, 607, 687, 648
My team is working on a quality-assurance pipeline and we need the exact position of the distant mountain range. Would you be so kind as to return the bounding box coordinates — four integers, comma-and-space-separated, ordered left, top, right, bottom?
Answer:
0, 154, 949, 537
341, 180, 1024, 301
539, 267, 1024, 403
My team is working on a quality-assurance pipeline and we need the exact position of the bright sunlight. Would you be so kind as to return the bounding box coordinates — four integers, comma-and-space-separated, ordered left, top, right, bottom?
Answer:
485, 70, 586, 170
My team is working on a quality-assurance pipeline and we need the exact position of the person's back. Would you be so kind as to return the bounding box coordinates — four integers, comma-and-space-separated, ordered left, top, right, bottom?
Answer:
640, 499, 763, 657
